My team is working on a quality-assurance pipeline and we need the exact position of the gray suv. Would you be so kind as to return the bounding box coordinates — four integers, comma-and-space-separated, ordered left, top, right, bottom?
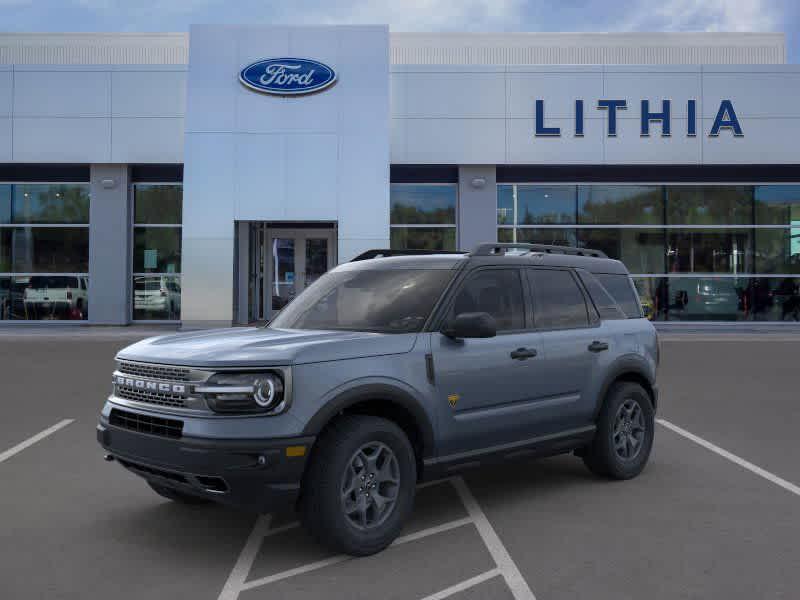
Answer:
97, 243, 658, 556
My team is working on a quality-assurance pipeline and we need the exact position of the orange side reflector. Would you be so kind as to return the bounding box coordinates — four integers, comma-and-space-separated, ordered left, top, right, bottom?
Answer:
286, 445, 306, 458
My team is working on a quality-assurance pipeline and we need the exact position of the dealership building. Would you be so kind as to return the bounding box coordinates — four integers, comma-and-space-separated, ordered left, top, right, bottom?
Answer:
0, 27, 799, 326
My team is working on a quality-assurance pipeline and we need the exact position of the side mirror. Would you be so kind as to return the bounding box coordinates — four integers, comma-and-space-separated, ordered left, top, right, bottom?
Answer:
442, 312, 497, 339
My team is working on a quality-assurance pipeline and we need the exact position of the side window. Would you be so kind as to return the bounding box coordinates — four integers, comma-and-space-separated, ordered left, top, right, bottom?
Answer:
449, 269, 525, 331
577, 270, 626, 320
595, 273, 643, 318
527, 269, 589, 329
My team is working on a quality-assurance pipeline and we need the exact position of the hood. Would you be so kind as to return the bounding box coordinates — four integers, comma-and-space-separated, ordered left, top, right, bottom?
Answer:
116, 327, 419, 368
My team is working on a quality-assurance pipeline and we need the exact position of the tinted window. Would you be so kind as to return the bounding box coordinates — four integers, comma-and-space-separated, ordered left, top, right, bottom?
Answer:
577, 271, 626, 320
527, 269, 589, 329
595, 273, 643, 318
270, 268, 455, 333
134, 184, 182, 224
578, 185, 663, 225
449, 269, 525, 331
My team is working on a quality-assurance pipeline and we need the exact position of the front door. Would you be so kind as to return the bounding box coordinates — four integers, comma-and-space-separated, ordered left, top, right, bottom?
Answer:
431, 267, 550, 458
246, 225, 337, 323
266, 228, 336, 319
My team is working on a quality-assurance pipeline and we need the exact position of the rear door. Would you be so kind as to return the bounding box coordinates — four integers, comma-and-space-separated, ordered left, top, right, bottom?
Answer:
525, 267, 610, 430
431, 267, 549, 457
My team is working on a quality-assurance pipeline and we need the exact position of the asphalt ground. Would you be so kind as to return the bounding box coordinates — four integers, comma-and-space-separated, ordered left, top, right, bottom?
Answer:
1, 329, 798, 600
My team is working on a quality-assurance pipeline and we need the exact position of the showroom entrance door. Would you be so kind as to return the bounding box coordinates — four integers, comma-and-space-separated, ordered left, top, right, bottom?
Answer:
247, 224, 337, 322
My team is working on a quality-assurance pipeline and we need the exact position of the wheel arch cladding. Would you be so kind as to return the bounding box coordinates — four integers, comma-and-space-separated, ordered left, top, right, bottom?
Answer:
302, 383, 435, 476
597, 360, 656, 417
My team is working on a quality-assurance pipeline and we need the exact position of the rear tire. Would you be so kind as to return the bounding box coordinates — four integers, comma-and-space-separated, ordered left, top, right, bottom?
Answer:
300, 415, 417, 556
583, 382, 654, 480
148, 481, 210, 505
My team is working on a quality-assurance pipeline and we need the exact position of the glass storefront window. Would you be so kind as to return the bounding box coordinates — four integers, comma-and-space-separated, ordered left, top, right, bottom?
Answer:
390, 184, 456, 225
666, 229, 753, 274
497, 185, 514, 225
0, 275, 89, 321
133, 185, 182, 225
1, 184, 90, 224
755, 229, 800, 274
517, 185, 575, 224
755, 185, 800, 225
578, 185, 663, 225
666, 277, 749, 321
133, 227, 181, 273
496, 183, 800, 321
513, 227, 578, 246
132, 275, 181, 320
1, 228, 90, 273
390, 184, 457, 251
132, 184, 182, 320
390, 227, 456, 251
756, 277, 800, 321
666, 186, 753, 225
578, 229, 665, 274
0, 182, 90, 321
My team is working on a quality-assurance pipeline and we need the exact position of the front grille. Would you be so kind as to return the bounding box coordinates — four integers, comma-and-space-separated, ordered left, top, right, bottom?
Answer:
109, 408, 183, 439
118, 361, 190, 382
116, 386, 187, 408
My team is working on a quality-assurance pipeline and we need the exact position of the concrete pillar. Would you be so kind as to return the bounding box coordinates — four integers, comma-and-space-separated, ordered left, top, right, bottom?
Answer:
88, 164, 131, 325
235, 221, 249, 325
457, 166, 497, 252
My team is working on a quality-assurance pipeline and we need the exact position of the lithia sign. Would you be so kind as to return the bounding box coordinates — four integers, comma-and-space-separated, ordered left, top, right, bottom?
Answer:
535, 99, 743, 138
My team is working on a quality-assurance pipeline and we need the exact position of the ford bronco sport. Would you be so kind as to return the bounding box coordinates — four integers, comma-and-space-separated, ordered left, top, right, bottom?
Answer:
97, 243, 659, 556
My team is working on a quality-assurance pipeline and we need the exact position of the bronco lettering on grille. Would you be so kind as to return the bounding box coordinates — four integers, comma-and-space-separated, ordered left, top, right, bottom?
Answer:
115, 375, 186, 395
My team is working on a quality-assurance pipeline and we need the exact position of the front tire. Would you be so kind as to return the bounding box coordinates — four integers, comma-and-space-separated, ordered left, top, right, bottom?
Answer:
300, 415, 417, 556
148, 481, 210, 505
583, 382, 654, 479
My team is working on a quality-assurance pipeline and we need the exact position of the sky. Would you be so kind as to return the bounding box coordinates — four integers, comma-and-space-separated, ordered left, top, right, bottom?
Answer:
0, 0, 797, 62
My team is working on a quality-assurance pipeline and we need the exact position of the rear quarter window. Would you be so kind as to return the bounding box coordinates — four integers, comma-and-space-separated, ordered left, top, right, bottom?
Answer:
577, 271, 626, 320
594, 273, 643, 318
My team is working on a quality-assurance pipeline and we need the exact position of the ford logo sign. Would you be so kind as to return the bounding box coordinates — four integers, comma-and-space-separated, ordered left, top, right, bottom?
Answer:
239, 57, 337, 96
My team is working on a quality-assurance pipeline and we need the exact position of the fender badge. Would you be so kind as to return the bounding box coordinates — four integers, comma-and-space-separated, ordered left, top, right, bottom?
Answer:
447, 394, 460, 408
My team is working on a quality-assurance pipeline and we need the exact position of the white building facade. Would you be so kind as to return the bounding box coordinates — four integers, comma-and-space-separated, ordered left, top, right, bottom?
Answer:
1, 28, 799, 325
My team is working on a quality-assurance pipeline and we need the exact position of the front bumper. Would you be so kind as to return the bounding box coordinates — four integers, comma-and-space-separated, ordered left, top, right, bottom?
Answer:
97, 416, 314, 513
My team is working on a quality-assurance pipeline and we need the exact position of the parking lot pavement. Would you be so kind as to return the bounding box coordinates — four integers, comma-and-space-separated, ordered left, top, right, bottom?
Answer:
1, 330, 799, 600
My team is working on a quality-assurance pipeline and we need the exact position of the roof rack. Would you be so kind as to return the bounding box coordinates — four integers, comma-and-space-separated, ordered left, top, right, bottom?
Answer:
469, 243, 608, 259
350, 249, 467, 262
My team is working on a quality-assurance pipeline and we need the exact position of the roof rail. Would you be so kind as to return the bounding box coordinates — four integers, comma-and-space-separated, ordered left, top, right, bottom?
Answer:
469, 242, 608, 259
350, 249, 467, 262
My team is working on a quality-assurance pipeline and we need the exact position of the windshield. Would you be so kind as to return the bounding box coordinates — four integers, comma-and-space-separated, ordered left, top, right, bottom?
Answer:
269, 268, 455, 333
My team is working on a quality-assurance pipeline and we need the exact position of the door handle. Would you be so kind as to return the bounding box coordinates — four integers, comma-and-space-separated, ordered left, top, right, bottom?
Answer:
510, 347, 537, 360
588, 340, 609, 352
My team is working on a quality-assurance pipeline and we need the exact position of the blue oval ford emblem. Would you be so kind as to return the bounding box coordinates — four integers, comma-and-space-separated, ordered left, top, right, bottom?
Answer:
239, 58, 337, 96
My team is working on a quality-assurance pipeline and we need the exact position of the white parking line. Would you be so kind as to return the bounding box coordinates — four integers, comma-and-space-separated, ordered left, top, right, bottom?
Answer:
657, 418, 800, 498
419, 569, 501, 600
0, 419, 74, 464
217, 515, 272, 600
219, 477, 536, 600
238, 516, 474, 592
451, 477, 537, 600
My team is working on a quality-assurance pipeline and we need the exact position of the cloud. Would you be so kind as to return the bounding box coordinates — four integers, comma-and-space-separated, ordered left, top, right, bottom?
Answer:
621, 0, 780, 32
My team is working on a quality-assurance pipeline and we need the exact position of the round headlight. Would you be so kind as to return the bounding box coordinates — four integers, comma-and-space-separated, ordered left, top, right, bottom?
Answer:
254, 377, 276, 408
201, 372, 286, 414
